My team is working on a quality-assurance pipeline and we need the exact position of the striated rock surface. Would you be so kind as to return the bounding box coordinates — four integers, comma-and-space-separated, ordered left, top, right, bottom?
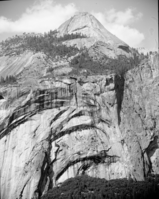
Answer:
120, 54, 159, 180
0, 12, 132, 80
0, 51, 46, 79
0, 54, 158, 199
0, 74, 128, 199
0, 11, 158, 199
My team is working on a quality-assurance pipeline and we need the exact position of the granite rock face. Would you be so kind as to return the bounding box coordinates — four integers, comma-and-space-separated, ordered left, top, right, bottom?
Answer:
58, 12, 127, 47
0, 74, 127, 199
120, 54, 159, 180
0, 54, 158, 199
0, 12, 132, 81
58, 12, 132, 58
0, 51, 46, 79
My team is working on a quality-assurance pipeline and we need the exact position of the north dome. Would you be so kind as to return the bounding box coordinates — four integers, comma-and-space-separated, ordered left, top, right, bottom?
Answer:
58, 12, 128, 47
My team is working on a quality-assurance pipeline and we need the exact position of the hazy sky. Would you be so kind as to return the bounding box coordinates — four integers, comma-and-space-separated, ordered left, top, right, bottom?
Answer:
0, 0, 158, 52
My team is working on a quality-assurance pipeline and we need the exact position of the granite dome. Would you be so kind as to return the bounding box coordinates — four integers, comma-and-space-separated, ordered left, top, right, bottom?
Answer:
58, 12, 128, 47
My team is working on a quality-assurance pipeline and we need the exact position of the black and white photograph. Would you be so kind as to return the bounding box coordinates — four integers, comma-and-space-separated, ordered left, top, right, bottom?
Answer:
0, 0, 158, 198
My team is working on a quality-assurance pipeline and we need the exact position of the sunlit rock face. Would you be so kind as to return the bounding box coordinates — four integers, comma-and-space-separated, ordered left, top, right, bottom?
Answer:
120, 54, 159, 180
0, 17, 158, 199
0, 12, 132, 81
0, 51, 47, 79
58, 12, 127, 47
0, 74, 130, 199
58, 12, 132, 58
0, 54, 158, 199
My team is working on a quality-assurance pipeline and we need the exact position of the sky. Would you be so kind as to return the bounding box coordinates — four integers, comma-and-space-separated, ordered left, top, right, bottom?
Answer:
0, 0, 158, 53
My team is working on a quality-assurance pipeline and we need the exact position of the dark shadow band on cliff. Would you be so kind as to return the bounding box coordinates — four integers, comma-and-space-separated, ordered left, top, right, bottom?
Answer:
0, 94, 4, 100
145, 135, 159, 175
114, 75, 125, 125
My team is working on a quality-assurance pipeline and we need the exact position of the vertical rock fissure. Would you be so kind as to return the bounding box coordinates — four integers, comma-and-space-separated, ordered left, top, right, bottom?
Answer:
114, 75, 125, 124
145, 136, 159, 175
35, 153, 49, 199
36, 131, 55, 199
0, 95, 4, 100
18, 179, 31, 199
138, 141, 147, 179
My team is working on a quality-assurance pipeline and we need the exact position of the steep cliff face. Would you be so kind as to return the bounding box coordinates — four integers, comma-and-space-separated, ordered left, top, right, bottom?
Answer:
0, 54, 158, 199
0, 12, 158, 199
0, 74, 129, 199
120, 54, 159, 180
